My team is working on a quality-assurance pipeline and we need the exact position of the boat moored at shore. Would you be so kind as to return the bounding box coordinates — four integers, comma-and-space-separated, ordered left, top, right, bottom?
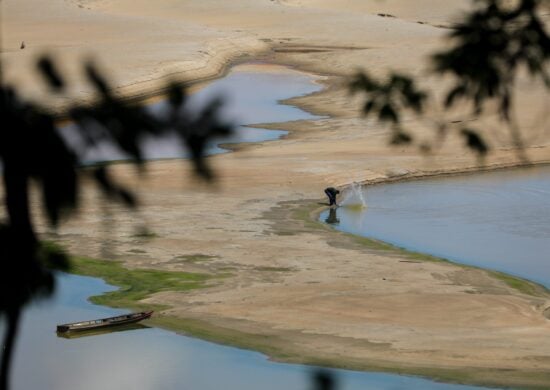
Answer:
56, 311, 153, 333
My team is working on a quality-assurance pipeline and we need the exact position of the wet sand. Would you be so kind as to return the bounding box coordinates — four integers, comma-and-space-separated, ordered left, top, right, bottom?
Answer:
4, 0, 550, 388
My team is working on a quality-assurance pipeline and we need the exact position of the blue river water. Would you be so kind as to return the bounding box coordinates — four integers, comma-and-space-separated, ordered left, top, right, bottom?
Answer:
320, 166, 550, 288
7, 273, 491, 390
61, 64, 323, 163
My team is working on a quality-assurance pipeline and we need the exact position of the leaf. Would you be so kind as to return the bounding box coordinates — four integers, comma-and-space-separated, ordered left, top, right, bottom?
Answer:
36, 56, 65, 91
461, 128, 489, 156
379, 104, 398, 123
390, 131, 412, 145
362, 100, 376, 117
85, 62, 111, 97
445, 85, 466, 108
38, 241, 71, 271
349, 72, 378, 93
92, 167, 138, 208
168, 82, 186, 109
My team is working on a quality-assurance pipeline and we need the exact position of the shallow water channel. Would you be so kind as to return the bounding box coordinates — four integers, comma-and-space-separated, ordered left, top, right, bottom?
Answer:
63, 63, 322, 163
320, 166, 550, 288
3, 65, 494, 389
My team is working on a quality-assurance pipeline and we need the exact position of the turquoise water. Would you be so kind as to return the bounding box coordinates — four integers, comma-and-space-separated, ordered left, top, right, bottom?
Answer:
320, 166, 550, 288
4, 273, 492, 390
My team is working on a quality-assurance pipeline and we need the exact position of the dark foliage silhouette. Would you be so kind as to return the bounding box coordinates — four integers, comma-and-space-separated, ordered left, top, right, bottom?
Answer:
351, 0, 550, 161
349, 72, 426, 145
0, 56, 231, 390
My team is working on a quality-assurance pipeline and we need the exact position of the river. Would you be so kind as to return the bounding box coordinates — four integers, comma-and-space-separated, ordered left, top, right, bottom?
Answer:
320, 166, 550, 288
1, 65, 495, 390
5, 273, 488, 390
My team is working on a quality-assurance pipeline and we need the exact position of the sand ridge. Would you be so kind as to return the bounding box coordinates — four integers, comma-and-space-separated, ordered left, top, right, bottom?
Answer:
4, 0, 550, 387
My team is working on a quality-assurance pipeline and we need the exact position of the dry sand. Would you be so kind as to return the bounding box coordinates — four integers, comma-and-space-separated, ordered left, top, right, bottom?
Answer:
4, 0, 550, 387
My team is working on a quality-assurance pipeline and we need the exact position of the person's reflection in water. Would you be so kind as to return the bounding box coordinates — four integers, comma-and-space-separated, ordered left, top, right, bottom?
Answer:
325, 207, 340, 225
312, 370, 336, 390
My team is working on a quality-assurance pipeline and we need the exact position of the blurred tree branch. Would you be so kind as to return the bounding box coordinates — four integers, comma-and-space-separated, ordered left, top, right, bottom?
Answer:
351, 0, 550, 162
0, 55, 232, 390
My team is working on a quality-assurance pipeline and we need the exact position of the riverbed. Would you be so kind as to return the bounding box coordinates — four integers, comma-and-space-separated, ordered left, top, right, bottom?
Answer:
1, 65, 499, 390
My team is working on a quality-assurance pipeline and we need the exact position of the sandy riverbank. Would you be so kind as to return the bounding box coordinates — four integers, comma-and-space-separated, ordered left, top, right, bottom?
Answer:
5, 0, 550, 388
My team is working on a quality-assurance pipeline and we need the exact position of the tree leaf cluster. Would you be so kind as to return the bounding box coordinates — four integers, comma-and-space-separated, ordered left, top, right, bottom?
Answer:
351, 0, 550, 158
433, 0, 550, 120
1, 55, 233, 389
0, 56, 232, 314
350, 72, 427, 145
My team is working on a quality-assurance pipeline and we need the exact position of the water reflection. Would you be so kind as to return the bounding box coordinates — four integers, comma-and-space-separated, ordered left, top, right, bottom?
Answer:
2, 273, 492, 390
324, 208, 340, 225
321, 165, 550, 287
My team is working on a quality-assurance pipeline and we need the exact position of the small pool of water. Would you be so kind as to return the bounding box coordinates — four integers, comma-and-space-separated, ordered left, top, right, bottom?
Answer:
61, 64, 323, 163
2, 273, 492, 390
320, 165, 550, 287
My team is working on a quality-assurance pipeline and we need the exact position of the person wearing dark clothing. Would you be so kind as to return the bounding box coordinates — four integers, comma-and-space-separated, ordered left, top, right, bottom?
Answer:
324, 187, 340, 206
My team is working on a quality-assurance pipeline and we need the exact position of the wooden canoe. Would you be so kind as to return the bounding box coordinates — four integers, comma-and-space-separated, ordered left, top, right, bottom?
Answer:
56, 311, 153, 333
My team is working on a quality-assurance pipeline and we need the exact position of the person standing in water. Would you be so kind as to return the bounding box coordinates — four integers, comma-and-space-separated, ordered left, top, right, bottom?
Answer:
324, 187, 340, 206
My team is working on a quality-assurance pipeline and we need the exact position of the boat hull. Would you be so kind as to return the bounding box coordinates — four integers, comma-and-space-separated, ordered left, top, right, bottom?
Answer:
56, 311, 153, 333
